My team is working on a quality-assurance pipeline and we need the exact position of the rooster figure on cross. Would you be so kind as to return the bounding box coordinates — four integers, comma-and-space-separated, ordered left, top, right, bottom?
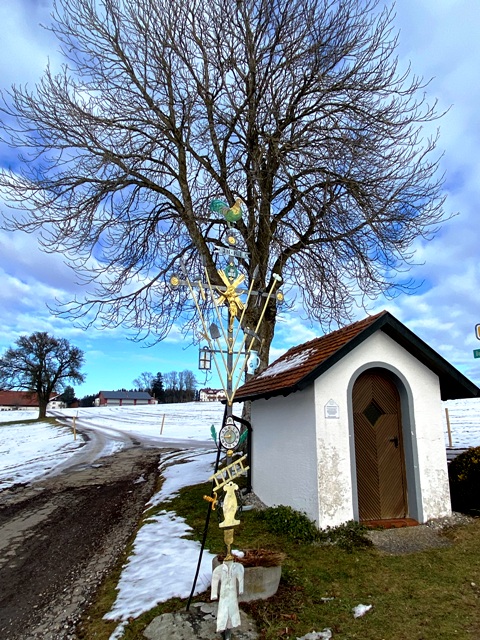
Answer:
209, 198, 245, 224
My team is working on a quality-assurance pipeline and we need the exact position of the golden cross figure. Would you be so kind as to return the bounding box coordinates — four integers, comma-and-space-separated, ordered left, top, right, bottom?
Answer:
214, 269, 245, 331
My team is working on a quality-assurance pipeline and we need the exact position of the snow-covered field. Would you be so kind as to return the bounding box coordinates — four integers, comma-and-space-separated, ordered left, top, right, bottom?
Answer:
443, 398, 480, 448
0, 403, 226, 490
0, 399, 479, 638
0, 420, 82, 489
53, 402, 227, 439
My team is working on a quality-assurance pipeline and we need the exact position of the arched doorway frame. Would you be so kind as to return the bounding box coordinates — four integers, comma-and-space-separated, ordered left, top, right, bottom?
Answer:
347, 362, 424, 523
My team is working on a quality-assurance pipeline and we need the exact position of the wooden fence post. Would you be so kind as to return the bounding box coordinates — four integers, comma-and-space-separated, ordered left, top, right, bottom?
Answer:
445, 407, 452, 448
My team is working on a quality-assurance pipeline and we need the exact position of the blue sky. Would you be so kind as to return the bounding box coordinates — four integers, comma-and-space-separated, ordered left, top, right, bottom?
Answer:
1, 0, 480, 398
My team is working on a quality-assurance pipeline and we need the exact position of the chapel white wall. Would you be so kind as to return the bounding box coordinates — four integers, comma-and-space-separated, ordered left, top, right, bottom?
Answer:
313, 330, 451, 525
249, 384, 320, 524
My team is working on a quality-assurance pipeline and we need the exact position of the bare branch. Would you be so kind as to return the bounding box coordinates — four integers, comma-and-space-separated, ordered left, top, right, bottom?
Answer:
0, 0, 447, 362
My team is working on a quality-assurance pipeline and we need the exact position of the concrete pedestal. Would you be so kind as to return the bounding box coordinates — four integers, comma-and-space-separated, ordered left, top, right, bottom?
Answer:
212, 557, 281, 602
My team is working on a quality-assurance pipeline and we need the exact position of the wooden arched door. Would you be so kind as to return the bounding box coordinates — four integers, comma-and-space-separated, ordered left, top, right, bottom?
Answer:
353, 369, 407, 521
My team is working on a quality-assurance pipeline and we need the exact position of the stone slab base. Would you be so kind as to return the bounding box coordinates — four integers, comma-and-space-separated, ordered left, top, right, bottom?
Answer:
143, 602, 259, 640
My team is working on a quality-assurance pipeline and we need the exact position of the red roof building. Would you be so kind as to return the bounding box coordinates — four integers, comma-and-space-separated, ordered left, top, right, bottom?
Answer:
95, 391, 155, 406
0, 391, 61, 410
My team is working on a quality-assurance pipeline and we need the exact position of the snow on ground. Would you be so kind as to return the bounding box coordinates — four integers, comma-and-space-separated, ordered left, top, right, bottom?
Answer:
105, 448, 218, 640
0, 421, 83, 490
0, 409, 40, 423
444, 398, 480, 448
0, 399, 479, 638
55, 402, 227, 442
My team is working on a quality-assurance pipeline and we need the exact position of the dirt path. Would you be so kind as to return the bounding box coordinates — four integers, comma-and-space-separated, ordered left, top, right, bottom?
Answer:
0, 446, 166, 640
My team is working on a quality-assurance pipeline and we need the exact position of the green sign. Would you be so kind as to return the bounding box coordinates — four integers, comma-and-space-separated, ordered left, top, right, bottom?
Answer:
473, 349, 480, 359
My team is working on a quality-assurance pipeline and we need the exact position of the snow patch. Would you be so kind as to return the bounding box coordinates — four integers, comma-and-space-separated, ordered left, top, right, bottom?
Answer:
258, 348, 315, 379
352, 603, 372, 618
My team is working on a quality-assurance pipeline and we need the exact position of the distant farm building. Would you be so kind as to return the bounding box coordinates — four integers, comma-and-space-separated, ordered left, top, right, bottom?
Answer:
95, 390, 156, 407
199, 388, 226, 402
0, 391, 63, 411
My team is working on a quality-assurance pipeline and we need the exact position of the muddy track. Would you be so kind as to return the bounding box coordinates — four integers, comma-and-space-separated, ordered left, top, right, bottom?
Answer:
0, 447, 167, 640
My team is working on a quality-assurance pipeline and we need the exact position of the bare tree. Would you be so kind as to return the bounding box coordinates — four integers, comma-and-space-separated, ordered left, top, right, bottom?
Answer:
178, 371, 186, 392
164, 371, 179, 390
183, 370, 198, 394
163, 371, 179, 400
0, 332, 85, 418
179, 369, 198, 401
132, 371, 154, 393
0, 0, 446, 366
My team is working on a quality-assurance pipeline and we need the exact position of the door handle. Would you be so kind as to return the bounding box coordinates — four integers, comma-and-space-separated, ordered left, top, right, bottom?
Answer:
389, 436, 399, 448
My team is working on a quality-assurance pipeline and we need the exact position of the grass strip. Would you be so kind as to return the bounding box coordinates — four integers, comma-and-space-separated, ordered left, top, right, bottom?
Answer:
79, 480, 480, 639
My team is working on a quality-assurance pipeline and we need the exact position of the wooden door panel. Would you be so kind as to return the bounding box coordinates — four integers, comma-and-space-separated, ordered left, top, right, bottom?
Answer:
353, 370, 407, 521
354, 413, 380, 520
352, 375, 373, 411
371, 375, 398, 413
377, 415, 406, 518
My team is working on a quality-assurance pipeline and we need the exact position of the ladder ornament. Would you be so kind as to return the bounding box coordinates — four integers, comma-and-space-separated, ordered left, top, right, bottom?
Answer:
208, 455, 250, 493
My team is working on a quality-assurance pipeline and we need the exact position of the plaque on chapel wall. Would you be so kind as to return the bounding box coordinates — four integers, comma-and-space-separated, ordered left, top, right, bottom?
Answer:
324, 399, 340, 419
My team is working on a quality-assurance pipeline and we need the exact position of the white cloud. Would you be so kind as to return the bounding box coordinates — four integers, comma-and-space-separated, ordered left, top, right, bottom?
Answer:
0, 0, 60, 89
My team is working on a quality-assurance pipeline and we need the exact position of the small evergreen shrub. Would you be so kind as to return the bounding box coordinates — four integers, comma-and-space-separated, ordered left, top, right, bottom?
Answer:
316, 521, 373, 552
448, 446, 480, 515
256, 505, 319, 543
256, 507, 372, 551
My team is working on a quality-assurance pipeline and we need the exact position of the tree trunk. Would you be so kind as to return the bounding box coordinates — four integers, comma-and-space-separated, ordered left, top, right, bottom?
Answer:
242, 297, 277, 373
38, 400, 48, 419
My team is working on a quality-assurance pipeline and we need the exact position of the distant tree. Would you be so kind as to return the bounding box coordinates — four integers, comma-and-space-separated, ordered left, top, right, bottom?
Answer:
163, 371, 179, 403
163, 369, 197, 402
151, 372, 165, 403
0, 0, 446, 369
60, 385, 76, 407
132, 372, 154, 393
129, 369, 196, 403
182, 370, 198, 402
0, 332, 85, 418
79, 394, 97, 407
178, 370, 187, 402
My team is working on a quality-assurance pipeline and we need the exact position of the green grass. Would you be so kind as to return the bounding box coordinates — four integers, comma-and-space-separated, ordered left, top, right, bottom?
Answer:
0, 416, 59, 427
78, 480, 480, 640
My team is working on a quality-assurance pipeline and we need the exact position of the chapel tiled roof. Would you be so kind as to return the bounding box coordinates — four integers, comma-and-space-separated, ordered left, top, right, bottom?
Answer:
233, 310, 479, 402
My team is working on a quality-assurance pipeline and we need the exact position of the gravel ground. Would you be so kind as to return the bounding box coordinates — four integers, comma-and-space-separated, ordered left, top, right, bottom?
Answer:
366, 513, 476, 554
243, 492, 477, 556
0, 447, 164, 640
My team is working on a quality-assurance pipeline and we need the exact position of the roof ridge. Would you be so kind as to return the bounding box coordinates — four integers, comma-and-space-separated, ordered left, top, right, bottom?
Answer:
275, 310, 387, 359
234, 309, 478, 402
